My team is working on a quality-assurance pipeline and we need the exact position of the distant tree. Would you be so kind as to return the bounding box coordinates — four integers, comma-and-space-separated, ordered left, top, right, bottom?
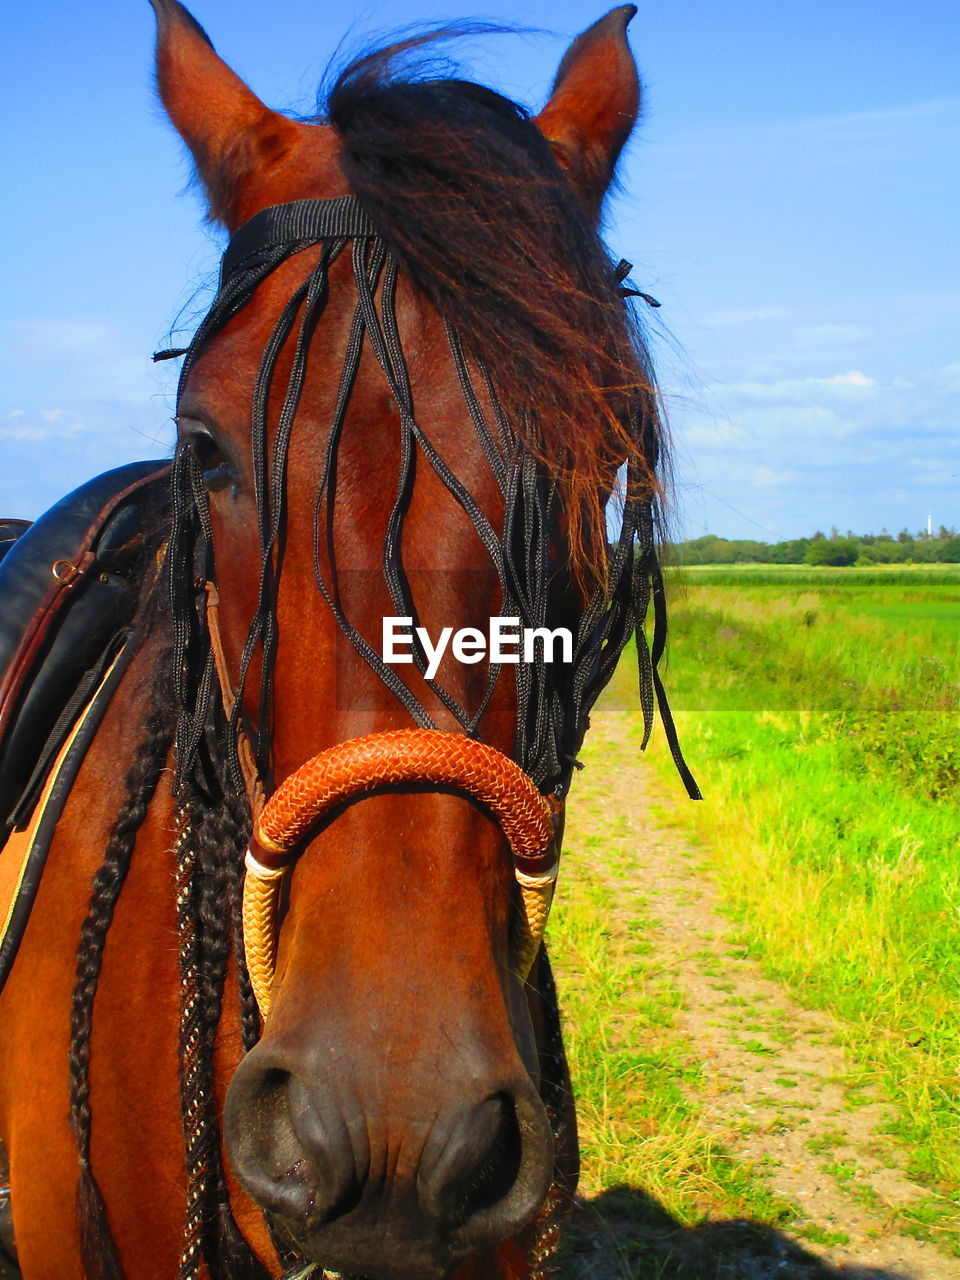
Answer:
859, 542, 891, 563
704, 539, 734, 564
768, 539, 808, 563
914, 540, 944, 563
668, 525, 953, 566
805, 538, 858, 567
830, 525, 839, 539
863, 541, 913, 563
787, 538, 811, 562
729, 539, 769, 563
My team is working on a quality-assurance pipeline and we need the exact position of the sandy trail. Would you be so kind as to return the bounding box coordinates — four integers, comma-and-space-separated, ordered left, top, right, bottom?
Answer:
557, 700, 955, 1280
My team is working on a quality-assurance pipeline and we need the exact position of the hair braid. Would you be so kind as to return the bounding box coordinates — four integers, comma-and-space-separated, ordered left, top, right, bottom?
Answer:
167, 391, 271, 1275
68, 685, 176, 1280
177, 785, 269, 1280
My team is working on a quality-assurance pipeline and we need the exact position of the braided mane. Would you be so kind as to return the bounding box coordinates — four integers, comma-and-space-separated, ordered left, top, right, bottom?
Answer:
68, 590, 267, 1279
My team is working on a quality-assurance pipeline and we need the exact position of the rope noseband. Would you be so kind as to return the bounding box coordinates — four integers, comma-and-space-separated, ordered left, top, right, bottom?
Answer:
244, 729, 561, 1015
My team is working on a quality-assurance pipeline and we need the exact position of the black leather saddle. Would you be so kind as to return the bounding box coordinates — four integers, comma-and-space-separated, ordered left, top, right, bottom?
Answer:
0, 460, 171, 838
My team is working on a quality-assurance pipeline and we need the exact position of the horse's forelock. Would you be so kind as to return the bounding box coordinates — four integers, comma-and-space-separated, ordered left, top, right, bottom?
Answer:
323, 33, 668, 583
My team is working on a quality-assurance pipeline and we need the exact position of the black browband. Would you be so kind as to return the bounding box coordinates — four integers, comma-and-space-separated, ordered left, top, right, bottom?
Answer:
219, 195, 376, 282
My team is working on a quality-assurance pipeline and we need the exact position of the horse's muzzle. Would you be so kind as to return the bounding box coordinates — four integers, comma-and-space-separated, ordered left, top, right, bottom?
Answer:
228, 731, 560, 1271
224, 1047, 554, 1277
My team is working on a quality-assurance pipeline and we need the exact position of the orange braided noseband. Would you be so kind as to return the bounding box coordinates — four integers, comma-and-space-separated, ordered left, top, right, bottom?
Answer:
242, 729, 560, 1017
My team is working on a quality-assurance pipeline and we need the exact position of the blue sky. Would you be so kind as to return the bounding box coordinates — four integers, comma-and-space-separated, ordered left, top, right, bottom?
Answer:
3, 0, 958, 540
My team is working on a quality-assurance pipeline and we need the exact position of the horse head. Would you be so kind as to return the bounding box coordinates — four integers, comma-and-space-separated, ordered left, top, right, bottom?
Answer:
149, 1, 666, 1274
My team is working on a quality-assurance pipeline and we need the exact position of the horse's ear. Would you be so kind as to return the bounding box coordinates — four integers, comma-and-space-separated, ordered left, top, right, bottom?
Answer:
535, 5, 640, 210
148, 0, 308, 227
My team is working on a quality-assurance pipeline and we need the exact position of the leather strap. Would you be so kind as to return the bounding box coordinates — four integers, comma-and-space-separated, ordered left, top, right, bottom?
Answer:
203, 583, 265, 820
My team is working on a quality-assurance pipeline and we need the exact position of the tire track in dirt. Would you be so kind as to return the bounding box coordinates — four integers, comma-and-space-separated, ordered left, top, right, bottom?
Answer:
557, 699, 956, 1280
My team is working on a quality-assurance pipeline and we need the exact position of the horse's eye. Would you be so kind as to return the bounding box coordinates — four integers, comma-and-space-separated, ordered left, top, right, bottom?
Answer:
179, 422, 233, 492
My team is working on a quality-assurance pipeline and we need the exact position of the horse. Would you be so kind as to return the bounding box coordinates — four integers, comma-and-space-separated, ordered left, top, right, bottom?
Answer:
0, 1, 696, 1276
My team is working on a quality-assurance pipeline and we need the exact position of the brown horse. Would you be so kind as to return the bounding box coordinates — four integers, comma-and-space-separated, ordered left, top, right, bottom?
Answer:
0, 2, 694, 1277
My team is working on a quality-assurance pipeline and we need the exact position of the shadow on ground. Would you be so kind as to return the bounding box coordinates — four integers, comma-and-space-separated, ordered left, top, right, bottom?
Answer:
555, 1185, 910, 1280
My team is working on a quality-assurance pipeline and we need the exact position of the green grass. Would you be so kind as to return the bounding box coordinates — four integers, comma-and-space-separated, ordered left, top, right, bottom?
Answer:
677, 565, 960, 588
638, 565, 960, 1236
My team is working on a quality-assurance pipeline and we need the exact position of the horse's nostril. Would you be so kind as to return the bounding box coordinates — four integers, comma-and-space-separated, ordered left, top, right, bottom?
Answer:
226, 1059, 362, 1225
285, 1074, 364, 1223
246, 1067, 307, 1183
419, 1087, 550, 1241
227, 1051, 555, 1262
452, 1094, 522, 1225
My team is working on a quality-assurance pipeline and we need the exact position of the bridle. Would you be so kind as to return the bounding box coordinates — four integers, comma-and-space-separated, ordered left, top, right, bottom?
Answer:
163, 191, 699, 1021
204, 584, 562, 1016
244, 731, 561, 1014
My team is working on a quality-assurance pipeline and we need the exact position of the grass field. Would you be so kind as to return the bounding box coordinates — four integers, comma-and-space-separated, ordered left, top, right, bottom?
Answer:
548, 564, 959, 1275
639, 565, 960, 1233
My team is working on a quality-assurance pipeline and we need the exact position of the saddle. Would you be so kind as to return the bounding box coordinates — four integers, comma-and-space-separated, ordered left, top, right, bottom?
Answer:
0, 524, 30, 566
0, 460, 171, 839
0, 459, 172, 1004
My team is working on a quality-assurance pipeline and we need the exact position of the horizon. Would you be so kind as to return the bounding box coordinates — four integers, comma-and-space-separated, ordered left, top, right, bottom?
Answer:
3, 0, 958, 539
677, 524, 958, 544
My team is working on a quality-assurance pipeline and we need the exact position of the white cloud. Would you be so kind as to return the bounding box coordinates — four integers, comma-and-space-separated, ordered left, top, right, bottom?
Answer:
819, 371, 874, 388
670, 357, 960, 537
0, 410, 84, 442
753, 466, 798, 489
724, 372, 878, 403
683, 420, 749, 448
791, 324, 873, 351
701, 306, 794, 328
3, 319, 159, 407
647, 96, 960, 168
778, 97, 960, 139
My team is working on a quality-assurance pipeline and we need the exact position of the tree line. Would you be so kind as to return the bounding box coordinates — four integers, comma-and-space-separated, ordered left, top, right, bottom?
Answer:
671, 526, 960, 567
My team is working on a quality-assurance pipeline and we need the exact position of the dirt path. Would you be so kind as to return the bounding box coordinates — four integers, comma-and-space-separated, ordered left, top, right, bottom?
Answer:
556, 700, 956, 1280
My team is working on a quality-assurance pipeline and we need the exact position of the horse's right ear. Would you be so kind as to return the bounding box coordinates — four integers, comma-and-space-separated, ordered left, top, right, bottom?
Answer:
148, 0, 312, 228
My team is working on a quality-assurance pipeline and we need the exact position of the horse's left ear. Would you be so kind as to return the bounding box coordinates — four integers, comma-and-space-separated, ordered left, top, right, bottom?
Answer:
535, 5, 640, 210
